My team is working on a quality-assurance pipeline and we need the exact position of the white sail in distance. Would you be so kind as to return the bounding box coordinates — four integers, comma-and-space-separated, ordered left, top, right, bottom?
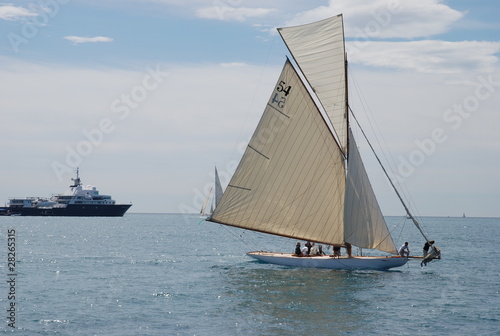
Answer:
210, 60, 346, 245
214, 166, 223, 207
278, 14, 348, 153
200, 187, 213, 216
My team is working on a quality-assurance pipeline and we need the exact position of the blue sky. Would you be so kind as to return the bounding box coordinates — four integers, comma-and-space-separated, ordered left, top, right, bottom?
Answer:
1, 0, 499, 217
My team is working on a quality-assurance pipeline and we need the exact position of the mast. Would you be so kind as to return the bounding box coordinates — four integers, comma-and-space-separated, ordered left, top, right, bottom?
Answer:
343, 9, 349, 158
350, 110, 430, 242
71, 167, 81, 188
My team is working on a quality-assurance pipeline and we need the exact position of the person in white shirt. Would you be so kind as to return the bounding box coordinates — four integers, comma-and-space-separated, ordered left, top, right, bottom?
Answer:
310, 242, 318, 256
301, 245, 309, 256
398, 242, 410, 257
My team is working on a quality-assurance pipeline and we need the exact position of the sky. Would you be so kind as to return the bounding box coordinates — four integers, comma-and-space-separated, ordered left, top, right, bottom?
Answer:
0, 0, 499, 217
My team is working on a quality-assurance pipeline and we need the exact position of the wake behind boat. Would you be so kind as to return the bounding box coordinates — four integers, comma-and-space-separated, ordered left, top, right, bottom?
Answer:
5, 168, 132, 217
207, 14, 439, 270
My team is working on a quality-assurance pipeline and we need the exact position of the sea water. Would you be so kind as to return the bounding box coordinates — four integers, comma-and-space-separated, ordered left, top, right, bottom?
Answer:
0, 214, 498, 335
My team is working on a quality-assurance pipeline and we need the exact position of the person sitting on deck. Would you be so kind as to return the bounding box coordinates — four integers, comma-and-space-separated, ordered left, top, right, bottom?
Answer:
301, 244, 309, 257
310, 242, 318, 256
344, 243, 352, 258
294, 242, 302, 256
332, 245, 341, 258
305, 241, 312, 255
398, 242, 410, 257
317, 245, 326, 256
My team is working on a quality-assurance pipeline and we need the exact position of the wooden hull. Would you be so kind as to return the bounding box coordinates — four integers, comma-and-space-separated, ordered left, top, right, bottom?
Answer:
246, 251, 408, 270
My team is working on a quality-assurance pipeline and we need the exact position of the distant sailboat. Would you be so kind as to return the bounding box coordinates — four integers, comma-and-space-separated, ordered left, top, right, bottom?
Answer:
200, 167, 224, 217
200, 187, 213, 217
208, 14, 438, 270
214, 166, 223, 208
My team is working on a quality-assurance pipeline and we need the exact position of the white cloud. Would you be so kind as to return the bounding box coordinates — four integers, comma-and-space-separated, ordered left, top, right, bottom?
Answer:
272, 0, 497, 75
196, 6, 275, 22
284, 0, 464, 39
0, 4, 38, 21
64, 36, 114, 44
348, 40, 500, 74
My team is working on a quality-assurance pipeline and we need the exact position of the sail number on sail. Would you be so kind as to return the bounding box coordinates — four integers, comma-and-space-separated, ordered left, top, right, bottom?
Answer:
271, 81, 292, 109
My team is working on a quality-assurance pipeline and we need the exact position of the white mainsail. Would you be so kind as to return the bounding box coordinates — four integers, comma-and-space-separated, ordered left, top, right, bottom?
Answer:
211, 59, 346, 245
344, 131, 397, 254
278, 14, 348, 154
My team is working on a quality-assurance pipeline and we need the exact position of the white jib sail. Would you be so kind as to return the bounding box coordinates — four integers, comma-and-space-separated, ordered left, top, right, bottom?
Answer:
210, 60, 346, 245
214, 166, 223, 207
344, 132, 397, 254
278, 14, 348, 153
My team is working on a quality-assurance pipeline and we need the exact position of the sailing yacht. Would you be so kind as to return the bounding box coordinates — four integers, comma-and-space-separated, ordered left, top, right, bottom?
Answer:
214, 166, 223, 209
208, 14, 437, 270
200, 166, 224, 217
199, 187, 213, 217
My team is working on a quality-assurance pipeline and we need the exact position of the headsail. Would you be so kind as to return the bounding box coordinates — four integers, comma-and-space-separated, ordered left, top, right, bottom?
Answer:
278, 14, 348, 153
214, 166, 223, 207
344, 131, 397, 254
200, 187, 213, 216
210, 60, 346, 246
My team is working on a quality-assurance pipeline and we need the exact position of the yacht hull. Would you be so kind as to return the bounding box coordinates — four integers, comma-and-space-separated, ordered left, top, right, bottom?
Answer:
247, 251, 408, 270
7, 204, 132, 217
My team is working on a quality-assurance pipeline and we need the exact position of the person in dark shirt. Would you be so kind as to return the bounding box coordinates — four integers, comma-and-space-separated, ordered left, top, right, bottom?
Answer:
294, 242, 302, 256
423, 240, 435, 257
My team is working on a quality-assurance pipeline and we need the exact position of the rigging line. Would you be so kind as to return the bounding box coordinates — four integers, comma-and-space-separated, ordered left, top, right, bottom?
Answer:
216, 223, 258, 250
395, 216, 408, 245
348, 70, 396, 176
349, 109, 430, 242
228, 34, 278, 166
348, 71, 406, 199
348, 70, 422, 219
